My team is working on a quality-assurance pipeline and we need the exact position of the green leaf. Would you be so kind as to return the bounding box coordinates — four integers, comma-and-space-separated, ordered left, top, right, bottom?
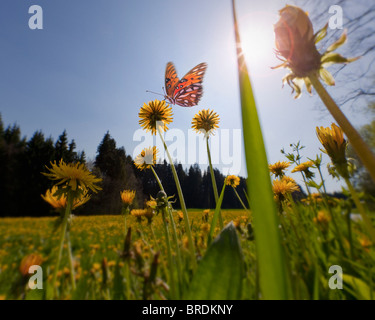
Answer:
25, 288, 44, 300
232, 0, 289, 299
112, 260, 125, 300
307, 180, 322, 190
343, 274, 375, 300
185, 222, 244, 300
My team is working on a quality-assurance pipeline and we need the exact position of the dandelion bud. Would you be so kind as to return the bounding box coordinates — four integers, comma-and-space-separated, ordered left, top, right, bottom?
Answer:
316, 123, 349, 178
274, 5, 320, 77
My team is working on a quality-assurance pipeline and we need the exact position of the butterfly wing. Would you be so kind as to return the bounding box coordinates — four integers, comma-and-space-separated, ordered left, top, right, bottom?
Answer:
172, 62, 207, 107
165, 62, 180, 102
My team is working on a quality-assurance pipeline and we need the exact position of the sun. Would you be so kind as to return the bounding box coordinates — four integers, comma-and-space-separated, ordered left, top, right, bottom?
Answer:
238, 11, 279, 77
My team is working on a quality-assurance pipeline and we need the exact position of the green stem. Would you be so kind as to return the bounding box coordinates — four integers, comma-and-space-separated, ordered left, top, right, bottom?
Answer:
300, 172, 312, 197
151, 165, 183, 295
161, 207, 177, 299
308, 72, 375, 183
345, 210, 354, 260
157, 127, 196, 269
65, 231, 76, 291
51, 191, 72, 298
317, 164, 328, 195
151, 166, 164, 192
206, 136, 224, 229
233, 186, 250, 212
345, 177, 375, 243
149, 223, 160, 252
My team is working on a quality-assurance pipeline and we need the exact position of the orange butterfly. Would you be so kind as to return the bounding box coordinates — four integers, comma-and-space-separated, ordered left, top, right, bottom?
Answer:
164, 62, 207, 107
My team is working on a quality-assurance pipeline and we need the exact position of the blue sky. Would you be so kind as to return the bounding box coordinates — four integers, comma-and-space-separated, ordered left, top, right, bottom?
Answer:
0, 0, 370, 192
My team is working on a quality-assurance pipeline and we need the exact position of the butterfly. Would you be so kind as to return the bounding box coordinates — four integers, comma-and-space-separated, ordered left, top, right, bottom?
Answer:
164, 62, 207, 107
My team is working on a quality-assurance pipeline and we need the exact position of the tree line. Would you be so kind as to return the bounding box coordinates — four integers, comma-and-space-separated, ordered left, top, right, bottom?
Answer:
0, 114, 250, 217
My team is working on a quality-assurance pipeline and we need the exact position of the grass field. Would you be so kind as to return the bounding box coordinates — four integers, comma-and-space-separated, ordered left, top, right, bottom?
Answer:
0, 209, 251, 300
1, 204, 374, 300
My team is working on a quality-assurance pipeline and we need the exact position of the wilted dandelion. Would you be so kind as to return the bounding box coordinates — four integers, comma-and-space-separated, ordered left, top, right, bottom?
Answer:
138, 99, 173, 135
273, 5, 359, 98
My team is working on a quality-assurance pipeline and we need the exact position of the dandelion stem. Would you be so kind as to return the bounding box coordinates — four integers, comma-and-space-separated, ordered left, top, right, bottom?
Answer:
232, 186, 250, 213
316, 163, 328, 195
344, 177, 375, 243
151, 165, 183, 295
161, 207, 178, 299
206, 136, 224, 229
65, 231, 76, 291
308, 72, 375, 183
51, 191, 72, 298
157, 127, 196, 269
151, 166, 164, 192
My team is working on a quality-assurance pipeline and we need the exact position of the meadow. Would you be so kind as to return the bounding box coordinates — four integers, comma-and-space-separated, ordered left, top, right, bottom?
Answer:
1, 202, 374, 300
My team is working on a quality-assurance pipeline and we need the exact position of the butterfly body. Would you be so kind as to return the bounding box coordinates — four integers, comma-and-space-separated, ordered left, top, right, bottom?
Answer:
164, 62, 207, 107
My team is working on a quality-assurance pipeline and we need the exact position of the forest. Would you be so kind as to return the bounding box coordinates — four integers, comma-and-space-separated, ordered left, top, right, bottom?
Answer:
0, 113, 252, 217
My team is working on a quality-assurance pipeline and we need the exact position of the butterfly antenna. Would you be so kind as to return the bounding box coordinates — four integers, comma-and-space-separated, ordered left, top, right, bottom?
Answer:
146, 90, 165, 98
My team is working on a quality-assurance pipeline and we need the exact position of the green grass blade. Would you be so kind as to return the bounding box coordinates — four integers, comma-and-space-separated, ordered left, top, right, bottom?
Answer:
231, 0, 289, 299
185, 222, 244, 299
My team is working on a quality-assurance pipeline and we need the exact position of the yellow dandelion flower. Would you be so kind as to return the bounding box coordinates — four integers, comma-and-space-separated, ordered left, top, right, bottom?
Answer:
177, 210, 184, 222
146, 200, 157, 209
191, 109, 220, 137
316, 123, 349, 178
41, 185, 91, 210
281, 176, 296, 184
313, 210, 331, 232
226, 175, 240, 188
42, 159, 102, 193
134, 146, 159, 171
272, 178, 300, 201
269, 161, 290, 178
359, 236, 372, 252
120, 190, 136, 206
131, 209, 147, 221
291, 161, 315, 179
139, 99, 173, 135
19, 253, 43, 277
200, 223, 210, 233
